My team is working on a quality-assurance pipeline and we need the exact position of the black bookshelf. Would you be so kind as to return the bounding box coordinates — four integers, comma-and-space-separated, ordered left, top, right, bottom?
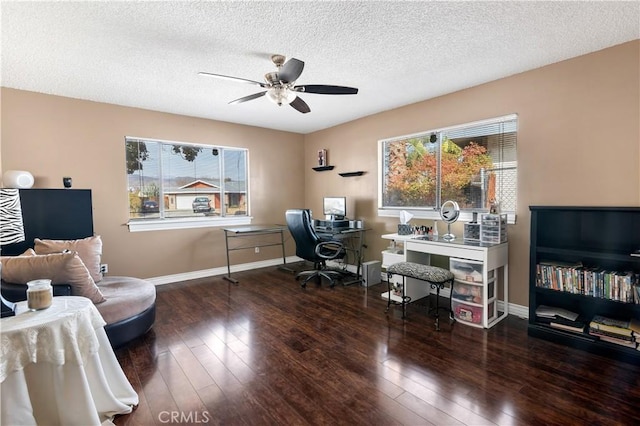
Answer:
529, 206, 640, 363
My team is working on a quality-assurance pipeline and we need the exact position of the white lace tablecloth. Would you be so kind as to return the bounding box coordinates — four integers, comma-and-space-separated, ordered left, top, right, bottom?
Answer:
1, 296, 138, 425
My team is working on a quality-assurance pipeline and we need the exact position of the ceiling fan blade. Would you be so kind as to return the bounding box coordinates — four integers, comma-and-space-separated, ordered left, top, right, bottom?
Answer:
278, 58, 304, 83
229, 91, 266, 105
294, 85, 358, 95
290, 96, 310, 114
199, 72, 266, 87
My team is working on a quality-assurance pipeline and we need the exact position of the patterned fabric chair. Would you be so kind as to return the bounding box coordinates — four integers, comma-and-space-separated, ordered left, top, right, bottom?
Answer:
386, 261, 455, 330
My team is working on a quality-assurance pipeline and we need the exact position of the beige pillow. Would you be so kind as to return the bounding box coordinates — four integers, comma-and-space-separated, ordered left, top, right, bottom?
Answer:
1, 251, 106, 304
34, 235, 103, 282
0, 249, 36, 263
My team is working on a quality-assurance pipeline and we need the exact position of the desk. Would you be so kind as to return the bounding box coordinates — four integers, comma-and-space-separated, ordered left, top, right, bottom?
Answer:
223, 225, 291, 284
315, 226, 368, 286
1, 296, 138, 425
382, 234, 508, 328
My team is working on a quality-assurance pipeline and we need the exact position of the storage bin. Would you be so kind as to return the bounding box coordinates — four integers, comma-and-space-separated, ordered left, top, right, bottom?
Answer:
450, 258, 485, 283
452, 281, 482, 303
463, 222, 481, 242
452, 300, 483, 325
480, 213, 507, 244
382, 250, 404, 268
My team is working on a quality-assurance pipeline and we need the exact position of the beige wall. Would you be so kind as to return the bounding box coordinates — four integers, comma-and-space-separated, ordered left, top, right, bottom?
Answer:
0, 89, 305, 278
1, 41, 638, 308
305, 40, 640, 307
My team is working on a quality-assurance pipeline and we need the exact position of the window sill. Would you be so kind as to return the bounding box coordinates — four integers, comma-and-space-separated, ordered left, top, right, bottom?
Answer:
378, 209, 516, 225
127, 216, 253, 232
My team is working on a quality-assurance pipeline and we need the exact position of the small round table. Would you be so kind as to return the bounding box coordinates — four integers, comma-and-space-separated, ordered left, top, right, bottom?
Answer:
1, 296, 138, 425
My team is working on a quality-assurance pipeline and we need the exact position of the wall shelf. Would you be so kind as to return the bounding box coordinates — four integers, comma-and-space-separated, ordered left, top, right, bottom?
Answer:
312, 165, 334, 172
338, 171, 365, 177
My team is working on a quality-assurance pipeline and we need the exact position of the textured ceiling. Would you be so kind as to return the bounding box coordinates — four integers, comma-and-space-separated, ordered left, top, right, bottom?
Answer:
2, 1, 639, 134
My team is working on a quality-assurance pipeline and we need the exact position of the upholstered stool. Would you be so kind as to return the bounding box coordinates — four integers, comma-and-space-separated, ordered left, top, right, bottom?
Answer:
385, 262, 455, 330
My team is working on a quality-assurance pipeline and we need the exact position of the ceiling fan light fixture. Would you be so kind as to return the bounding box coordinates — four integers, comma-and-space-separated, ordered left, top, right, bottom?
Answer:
267, 87, 295, 106
201, 55, 358, 113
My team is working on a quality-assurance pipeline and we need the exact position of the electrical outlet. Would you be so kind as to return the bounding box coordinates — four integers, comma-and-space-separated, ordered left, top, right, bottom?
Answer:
255, 247, 260, 254
100, 264, 108, 274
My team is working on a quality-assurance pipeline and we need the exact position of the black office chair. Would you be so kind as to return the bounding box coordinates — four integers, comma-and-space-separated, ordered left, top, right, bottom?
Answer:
285, 209, 346, 288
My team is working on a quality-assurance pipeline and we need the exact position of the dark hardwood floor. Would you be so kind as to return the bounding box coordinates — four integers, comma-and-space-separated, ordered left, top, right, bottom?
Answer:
114, 264, 640, 425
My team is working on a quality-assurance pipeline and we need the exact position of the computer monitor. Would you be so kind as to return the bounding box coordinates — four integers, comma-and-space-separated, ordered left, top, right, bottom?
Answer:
323, 196, 347, 220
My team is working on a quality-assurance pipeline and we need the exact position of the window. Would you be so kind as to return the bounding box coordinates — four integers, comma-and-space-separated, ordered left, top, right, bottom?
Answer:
379, 114, 517, 223
125, 137, 249, 232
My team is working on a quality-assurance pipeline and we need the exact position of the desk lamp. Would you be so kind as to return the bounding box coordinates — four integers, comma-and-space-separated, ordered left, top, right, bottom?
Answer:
1, 188, 25, 317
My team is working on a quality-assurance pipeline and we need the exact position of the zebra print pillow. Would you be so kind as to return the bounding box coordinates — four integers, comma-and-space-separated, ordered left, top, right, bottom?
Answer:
0, 189, 25, 245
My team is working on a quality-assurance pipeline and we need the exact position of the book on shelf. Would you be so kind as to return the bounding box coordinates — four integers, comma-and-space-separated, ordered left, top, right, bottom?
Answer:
535, 262, 638, 303
589, 315, 634, 337
550, 317, 587, 334
535, 305, 579, 321
591, 333, 638, 349
536, 261, 583, 293
588, 327, 635, 341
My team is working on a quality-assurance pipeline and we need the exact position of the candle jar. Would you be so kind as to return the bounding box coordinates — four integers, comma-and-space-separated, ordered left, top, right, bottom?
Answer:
26, 279, 53, 310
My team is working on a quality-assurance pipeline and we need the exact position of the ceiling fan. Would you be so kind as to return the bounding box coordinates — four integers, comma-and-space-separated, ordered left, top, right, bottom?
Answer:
199, 54, 358, 114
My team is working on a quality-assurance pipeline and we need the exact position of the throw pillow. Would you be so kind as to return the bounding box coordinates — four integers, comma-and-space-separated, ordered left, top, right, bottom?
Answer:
34, 235, 103, 282
1, 251, 106, 303
0, 248, 36, 262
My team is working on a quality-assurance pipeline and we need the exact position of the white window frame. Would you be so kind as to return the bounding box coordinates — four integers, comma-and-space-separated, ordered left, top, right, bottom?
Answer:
377, 114, 517, 224
125, 137, 251, 232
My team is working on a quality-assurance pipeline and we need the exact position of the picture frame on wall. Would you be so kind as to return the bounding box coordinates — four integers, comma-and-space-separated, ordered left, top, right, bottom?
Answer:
318, 149, 327, 166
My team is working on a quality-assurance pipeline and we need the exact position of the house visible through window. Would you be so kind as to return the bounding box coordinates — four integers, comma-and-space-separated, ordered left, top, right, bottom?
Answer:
125, 137, 249, 231
379, 114, 517, 223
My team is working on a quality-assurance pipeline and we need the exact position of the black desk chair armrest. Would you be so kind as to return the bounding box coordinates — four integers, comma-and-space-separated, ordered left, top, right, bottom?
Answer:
315, 240, 345, 260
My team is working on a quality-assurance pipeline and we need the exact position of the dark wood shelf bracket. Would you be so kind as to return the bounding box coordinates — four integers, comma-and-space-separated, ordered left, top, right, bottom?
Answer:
312, 165, 335, 172
338, 171, 365, 177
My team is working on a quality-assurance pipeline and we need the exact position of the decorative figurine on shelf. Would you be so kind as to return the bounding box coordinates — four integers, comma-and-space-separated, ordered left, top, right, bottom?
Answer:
489, 198, 500, 214
318, 149, 327, 166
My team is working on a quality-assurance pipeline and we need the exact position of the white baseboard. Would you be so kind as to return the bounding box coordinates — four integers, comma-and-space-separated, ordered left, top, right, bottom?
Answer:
506, 302, 529, 319
145, 256, 303, 286
146, 256, 529, 320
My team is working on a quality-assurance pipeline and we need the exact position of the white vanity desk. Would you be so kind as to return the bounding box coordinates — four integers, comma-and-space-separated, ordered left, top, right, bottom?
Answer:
381, 233, 509, 328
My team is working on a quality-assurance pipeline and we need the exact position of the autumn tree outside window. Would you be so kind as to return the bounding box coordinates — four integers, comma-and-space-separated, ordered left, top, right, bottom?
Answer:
379, 114, 517, 223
